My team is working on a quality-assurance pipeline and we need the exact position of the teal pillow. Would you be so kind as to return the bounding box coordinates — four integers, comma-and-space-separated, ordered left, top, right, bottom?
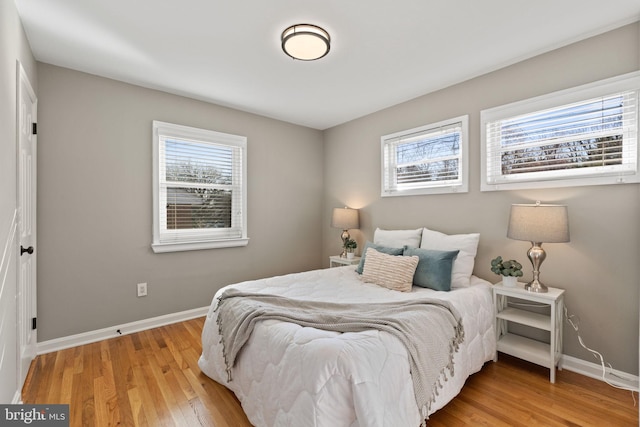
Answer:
356, 241, 404, 274
402, 247, 459, 291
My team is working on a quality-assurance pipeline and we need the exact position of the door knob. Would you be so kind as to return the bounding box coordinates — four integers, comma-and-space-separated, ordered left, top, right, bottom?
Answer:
20, 245, 34, 255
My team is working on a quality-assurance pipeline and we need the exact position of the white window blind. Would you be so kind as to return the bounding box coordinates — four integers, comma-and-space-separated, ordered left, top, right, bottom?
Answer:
381, 115, 468, 196
482, 72, 640, 191
152, 121, 247, 252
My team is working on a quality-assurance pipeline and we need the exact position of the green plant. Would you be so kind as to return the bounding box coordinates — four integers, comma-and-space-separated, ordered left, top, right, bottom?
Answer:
343, 238, 357, 250
490, 256, 523, 277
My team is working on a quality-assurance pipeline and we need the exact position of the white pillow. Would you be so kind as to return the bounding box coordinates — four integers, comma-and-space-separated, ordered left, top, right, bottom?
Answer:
361, 248, 418, 292
373, 227, 422, 248
419, 227, 480, 288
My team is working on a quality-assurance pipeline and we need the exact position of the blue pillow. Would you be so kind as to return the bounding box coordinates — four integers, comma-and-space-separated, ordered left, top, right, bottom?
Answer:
402, 247, 459, 291
356, 241, 404, 274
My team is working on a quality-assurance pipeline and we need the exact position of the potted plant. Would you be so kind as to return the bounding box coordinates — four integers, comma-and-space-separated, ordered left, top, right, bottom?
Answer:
344, 238, 357, 259
490, 256, 523, 287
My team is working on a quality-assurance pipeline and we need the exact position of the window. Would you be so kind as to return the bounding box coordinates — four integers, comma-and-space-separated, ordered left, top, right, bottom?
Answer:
152, 121, 247, 253
482, 72, 640, 191
381, 115, 469, 196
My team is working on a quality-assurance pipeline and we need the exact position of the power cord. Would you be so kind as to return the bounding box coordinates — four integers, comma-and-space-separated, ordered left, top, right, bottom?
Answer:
506, 301, 638, 404
563, 305, 637, 404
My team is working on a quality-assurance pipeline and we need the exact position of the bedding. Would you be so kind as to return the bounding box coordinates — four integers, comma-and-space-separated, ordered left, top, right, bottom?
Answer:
215, 288, 465, 421
361, 248, 419, 291
373, 227, 423, 248
420, 228, 480, 289
355, 241, 404, 274
402, 246, 460, 291
198, 266, 495, 427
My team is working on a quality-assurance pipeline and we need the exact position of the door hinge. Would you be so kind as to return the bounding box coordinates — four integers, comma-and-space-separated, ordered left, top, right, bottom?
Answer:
32, 123, 37, 135
32, 317, 36, 330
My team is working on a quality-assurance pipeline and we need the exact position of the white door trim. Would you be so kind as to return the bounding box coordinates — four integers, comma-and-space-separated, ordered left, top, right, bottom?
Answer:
16, 61, 37, 389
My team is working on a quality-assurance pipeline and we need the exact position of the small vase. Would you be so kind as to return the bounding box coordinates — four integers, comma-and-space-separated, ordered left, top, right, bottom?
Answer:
502, 276, 517, 287
346, 252, 355, 260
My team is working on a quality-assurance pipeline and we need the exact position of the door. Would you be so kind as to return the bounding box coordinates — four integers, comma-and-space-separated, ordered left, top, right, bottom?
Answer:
17, 62, 37, 387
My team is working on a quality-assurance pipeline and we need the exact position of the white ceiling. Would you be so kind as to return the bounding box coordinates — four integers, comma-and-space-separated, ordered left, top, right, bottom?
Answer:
14, 0, 640, 130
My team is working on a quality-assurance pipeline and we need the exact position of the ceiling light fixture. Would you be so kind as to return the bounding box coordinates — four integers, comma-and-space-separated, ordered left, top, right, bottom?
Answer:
281, 24, 330, 61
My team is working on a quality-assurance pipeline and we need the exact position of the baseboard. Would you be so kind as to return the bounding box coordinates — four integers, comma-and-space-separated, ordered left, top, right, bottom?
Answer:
560, 354, 639, 391
37, 306, 210, 355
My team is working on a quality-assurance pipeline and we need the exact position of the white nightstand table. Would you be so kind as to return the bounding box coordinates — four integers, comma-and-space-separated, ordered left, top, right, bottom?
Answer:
493, 281, 565, 383
329, 255, 361, 268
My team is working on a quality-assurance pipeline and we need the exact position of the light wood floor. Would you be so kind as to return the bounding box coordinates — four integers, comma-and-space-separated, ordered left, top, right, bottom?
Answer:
23, 317, 638, 426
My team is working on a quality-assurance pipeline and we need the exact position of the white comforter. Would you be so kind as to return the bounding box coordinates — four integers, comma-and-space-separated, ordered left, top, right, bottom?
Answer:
198, 266, 496, 427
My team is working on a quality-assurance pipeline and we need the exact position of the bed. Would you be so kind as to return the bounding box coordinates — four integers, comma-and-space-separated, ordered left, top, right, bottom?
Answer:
198, 228, 496, 427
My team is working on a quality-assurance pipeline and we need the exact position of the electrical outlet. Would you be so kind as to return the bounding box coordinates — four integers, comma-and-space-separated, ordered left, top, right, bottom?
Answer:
137, 282, 147, 297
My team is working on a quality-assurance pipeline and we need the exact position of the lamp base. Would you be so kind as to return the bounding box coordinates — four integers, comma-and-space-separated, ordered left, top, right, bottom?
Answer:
340, 229, 350, 258
525, 242, 548, 293
525, 279, 548, 293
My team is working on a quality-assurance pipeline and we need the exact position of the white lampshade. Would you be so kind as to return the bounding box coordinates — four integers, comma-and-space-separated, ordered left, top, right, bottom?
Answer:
331, 207, 359, 230
507, 203, 570, 243
281, 24, 331, 61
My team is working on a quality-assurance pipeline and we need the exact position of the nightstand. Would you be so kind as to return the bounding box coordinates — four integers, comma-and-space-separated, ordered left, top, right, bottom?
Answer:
329, 255, 361, 268
493, 281, 565, 383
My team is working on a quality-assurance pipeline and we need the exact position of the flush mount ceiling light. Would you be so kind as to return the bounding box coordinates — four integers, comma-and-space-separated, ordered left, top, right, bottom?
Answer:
281, 24, 331, 61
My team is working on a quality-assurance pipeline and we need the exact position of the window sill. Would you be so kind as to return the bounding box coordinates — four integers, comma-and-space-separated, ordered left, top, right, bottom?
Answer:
480, 173, 640, 191
382, 184, 468, 197
151, 238, 249, 253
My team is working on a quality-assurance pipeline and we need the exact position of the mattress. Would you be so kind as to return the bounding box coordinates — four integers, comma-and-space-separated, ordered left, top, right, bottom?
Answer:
198, 265, 496, 427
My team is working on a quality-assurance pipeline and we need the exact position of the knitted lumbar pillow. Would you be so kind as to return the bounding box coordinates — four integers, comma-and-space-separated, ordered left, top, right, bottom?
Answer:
361, 247, 419, 292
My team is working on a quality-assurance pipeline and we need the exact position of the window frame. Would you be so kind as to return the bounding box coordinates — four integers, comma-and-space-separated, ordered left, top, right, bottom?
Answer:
381, 115, 469, 197
152, 121, 248, 253
481, 72, 640, 191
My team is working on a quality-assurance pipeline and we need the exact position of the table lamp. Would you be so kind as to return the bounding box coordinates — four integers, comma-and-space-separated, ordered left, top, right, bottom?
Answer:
507, 202, 569, 293
331, 207, 359, 258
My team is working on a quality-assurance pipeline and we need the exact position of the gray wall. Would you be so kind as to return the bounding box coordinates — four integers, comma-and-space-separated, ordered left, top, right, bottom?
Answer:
37, 64, 324, 341
0, 0, 37, 402
323, 23, 640, 375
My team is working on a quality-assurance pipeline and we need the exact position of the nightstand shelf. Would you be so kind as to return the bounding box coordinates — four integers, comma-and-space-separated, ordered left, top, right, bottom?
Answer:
493, 282, 565, 383
496, 307, 552, 331
329, 255, 361, 268
496, 333, 552, 368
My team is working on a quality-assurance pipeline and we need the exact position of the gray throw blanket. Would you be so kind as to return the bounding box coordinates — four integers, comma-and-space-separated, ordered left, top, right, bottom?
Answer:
214, 288, 465, 421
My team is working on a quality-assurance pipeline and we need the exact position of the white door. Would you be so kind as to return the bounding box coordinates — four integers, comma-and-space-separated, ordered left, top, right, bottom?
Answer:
17, 63, 37, 387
